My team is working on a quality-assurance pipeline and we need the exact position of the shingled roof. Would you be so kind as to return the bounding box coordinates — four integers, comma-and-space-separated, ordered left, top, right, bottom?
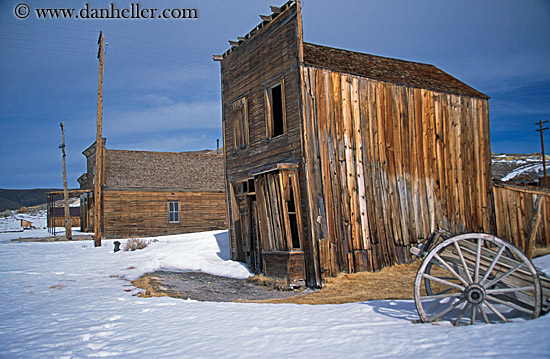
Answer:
303, 42, 488, 99
104, 150, 225, 191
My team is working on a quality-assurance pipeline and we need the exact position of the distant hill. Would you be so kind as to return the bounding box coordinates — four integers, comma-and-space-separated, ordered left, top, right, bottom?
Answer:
491, 153, 547, 182
0, 189, 60, 212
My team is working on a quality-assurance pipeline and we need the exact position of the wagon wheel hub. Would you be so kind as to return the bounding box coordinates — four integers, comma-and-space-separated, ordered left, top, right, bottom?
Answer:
414, 233, 542, 325
464, 283, 486, 305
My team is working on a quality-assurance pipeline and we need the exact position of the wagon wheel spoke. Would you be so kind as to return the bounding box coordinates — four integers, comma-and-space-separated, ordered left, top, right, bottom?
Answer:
453, 303, 470, 326
414, 233, 542, 326
420, 292, 462, 301
474, 238, 482, 283
480, 245, 505, 285
454, 241, 473, 284
432, 287, 456, 297
486, 295, 534, 315
483, 299, 508, 323
428, 297, 467, 322
479, 304, 490, 324
484, 262, 526, 289
486, 286, 535, 295
422, 273, 465, 291
433, 253, 470, 287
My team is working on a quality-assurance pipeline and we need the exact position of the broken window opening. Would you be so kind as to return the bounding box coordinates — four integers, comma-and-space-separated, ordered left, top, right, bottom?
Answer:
266, 81, 286, 138
287, 175, 300, 249
271, 84, 284, 137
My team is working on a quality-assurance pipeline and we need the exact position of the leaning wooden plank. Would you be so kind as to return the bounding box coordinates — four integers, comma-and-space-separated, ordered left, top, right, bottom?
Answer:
329, 71, 349, 270
360, 78, 378, 249
351, 76, 371, 250
317, 69, 336, 250
300, 66, 322, 284
526, 195, 544, 258
341, 74, 360, 252
414, 88, 429, 238
278, 171, 293, 250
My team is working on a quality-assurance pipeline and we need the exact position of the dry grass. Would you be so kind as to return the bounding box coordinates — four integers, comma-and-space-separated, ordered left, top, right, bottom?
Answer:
132, 275, 180, 298
250, 261, 422, 305
123, 238, 150, 251
245, 275, 292, 291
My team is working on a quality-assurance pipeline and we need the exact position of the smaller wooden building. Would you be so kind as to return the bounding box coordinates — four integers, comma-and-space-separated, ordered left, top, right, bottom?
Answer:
79, 140, 227, 238
46, 190, 87, 234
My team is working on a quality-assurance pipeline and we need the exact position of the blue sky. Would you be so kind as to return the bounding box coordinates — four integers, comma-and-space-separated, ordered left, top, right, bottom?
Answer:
1, 0, 549, 189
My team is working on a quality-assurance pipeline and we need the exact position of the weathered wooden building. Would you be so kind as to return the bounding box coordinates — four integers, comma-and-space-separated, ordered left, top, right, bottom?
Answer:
215, 1, 498, 287
78, 140, 227, 238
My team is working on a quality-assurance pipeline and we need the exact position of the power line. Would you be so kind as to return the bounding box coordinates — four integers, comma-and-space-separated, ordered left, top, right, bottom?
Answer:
0, 37, 90, 47
1, 44, 93, 55
105, 31, 206, 58
1, 30, 91, 42
107, 46, 216, 72
0, 20, 98, 33
106, 53, 218, 78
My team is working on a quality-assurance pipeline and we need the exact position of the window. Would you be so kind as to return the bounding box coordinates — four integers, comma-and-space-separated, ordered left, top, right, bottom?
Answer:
168, 201, 180, 223
254, 168, 302, 252
287, 175, 300, 249
231, 97, 248, 149
265, 81, 286, 138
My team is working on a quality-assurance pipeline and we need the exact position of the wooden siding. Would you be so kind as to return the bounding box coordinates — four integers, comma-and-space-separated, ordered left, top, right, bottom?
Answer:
102, 190, 227, 238
220, 5, 306, 263
493, 181, 550, 256
51, 216, 81, 228
262, 251, 305, 285
220, 4, 302, 182
300, 65, 493, 275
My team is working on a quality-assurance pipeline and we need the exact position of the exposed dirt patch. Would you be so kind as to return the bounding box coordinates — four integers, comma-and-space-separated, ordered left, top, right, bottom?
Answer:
132, 271, 310, 302
131, 261, 423, 304
131, 252, 550, 304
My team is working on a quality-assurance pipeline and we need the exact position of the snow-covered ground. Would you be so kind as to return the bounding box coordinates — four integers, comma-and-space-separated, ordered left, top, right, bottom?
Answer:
492, 153, 546, 181
0, 210, 47, 233
0, 226, 549, 358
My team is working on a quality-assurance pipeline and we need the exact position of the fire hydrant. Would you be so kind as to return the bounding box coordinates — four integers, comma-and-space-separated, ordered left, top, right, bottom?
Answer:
114, 241, 121, 252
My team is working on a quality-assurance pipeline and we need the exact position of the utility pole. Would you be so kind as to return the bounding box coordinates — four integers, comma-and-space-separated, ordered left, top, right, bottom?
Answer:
59, 122, 72, 240
94, 31, 105, 247
536, 120, 549, 188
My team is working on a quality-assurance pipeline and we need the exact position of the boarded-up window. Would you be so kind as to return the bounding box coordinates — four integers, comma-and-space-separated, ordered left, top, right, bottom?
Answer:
255, 168, 303, 252
265, 81, 286, 138
168, 201, 180, 223
231, 97, 248, 149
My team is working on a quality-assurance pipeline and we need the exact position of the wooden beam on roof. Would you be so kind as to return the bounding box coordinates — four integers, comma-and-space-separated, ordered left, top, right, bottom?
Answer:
270, 5, 282, 14
259, 14, 272, 22
237, 36, 246, 42
212, 54, 223, 61
229, 40, 240, 47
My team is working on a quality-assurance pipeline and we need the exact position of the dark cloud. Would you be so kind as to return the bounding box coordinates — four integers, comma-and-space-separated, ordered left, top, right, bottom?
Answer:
1, 0, 548, 188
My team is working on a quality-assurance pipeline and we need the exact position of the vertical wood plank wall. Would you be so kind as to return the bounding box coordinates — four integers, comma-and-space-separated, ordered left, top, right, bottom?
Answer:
220, 6, 309, 265
301, 65, 493, 275
102, 190, 227, 238
493, 182, 550, 253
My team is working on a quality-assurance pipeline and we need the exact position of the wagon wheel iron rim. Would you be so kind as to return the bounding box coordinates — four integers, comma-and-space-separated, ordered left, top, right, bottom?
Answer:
414, 233, 542, 325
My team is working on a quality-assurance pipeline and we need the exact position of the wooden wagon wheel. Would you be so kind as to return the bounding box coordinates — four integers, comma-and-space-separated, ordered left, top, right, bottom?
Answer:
414, 233, 542, 325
